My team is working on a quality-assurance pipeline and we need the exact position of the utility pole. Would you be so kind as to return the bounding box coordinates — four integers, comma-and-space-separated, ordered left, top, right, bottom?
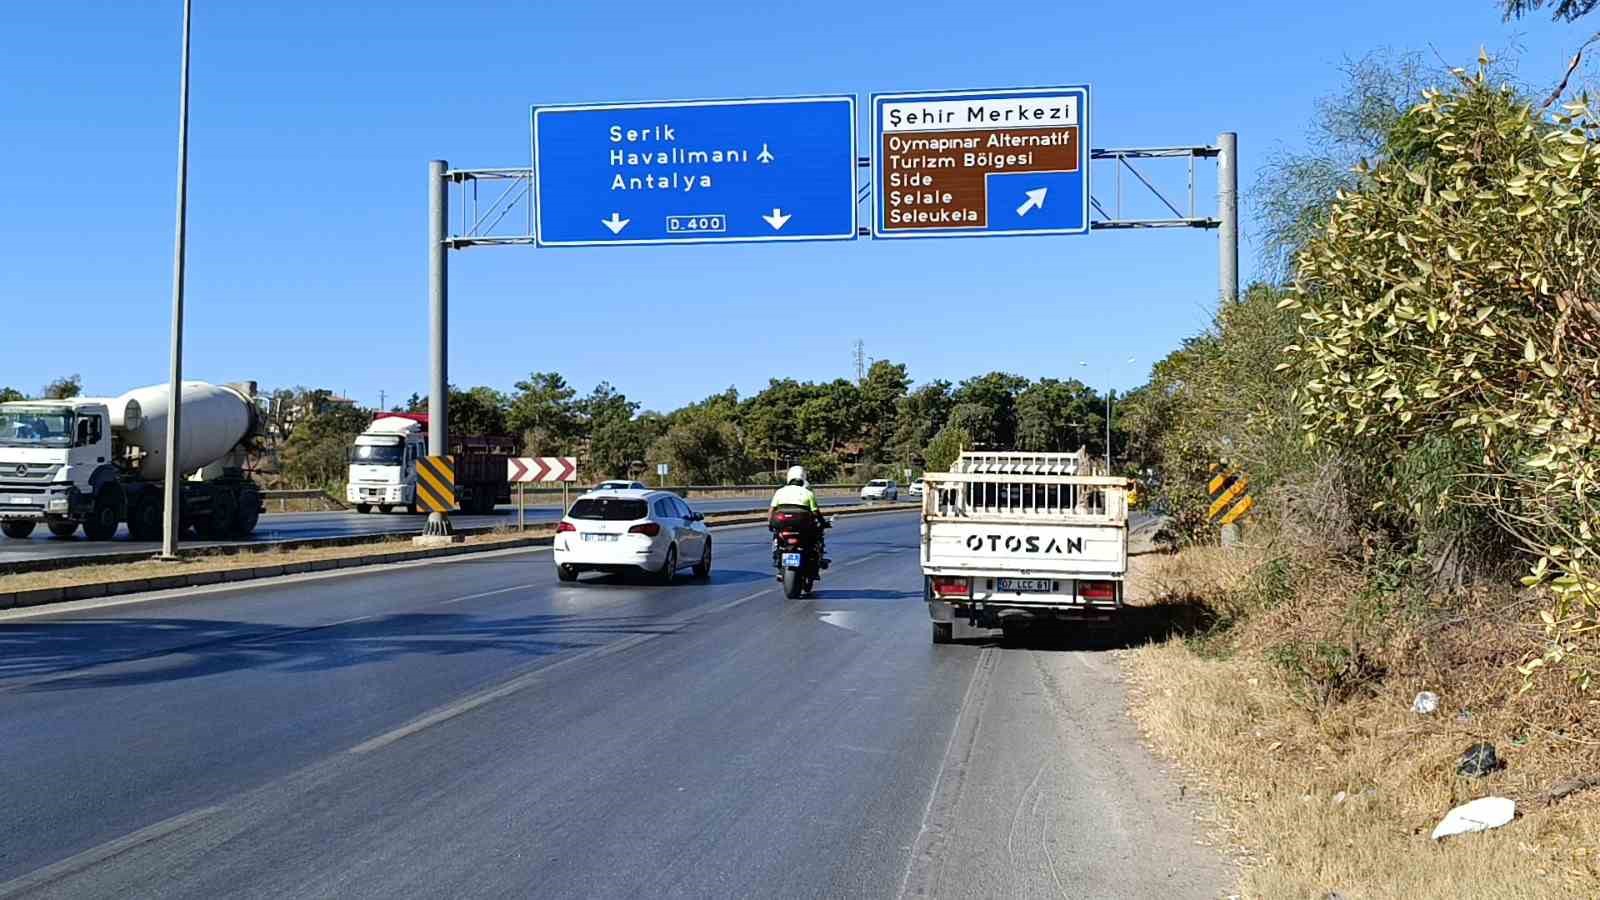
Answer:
853, 339, 866, 384
421, 159, 453, 539
1105, 390, 1113, 475
1218, 131, 1238, 305
159, 0, 193, 561
378, 389, 386, 412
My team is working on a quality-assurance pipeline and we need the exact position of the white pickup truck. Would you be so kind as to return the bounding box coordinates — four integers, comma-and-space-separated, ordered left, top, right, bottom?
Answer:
920, 450, 1131, 644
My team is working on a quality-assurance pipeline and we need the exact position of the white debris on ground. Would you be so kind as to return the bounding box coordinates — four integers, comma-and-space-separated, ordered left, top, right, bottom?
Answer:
1411, 691, 1439, 714
1430, 797, 1516, 840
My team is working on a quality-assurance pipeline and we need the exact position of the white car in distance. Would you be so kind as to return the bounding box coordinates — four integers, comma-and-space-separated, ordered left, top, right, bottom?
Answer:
593, 480, 647, 491
860, 479, 899, 502
554, 489, 711, 584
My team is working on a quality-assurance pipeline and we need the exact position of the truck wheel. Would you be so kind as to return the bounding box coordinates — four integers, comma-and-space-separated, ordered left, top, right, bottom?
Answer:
355, 504, 372, 515
82, 501, 120, 541
2, 520, 36, 539
233, 489, 261, 537
932, 622, 953, 644
47, 521, 79, 538
197, 491, 237, 540
378, 504, 393, 514
128, 498, 162, 542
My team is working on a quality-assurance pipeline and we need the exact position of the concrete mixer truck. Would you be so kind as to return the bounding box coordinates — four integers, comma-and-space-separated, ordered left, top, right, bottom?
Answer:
0, 381, 265, 542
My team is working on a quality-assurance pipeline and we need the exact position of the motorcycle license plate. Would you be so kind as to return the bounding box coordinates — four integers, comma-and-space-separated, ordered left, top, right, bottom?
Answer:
998, 578, 1052, 593
781, 553, 802, 568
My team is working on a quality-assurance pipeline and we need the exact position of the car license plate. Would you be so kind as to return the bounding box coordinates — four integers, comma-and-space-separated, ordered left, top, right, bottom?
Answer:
582, 533, 617, 542
781, 552, 802, 567
998, 578, 1052, 593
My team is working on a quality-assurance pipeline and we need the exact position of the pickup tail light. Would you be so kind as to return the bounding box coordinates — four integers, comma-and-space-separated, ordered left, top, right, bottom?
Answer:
555, 521, 576, 534
932, 576, 970, 598
629, 522, 661, 537
1079, 580, 1116, 601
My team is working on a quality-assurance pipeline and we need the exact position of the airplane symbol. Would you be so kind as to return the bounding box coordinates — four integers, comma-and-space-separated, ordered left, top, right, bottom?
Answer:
757, 143, 775, 164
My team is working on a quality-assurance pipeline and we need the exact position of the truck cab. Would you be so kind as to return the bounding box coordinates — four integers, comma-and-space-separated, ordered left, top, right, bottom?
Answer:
0, 399, 119, 539
346, 419, 424, 513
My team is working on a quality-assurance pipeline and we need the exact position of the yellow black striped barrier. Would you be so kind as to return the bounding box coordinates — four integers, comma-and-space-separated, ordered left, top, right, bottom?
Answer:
1206, 462, 1254, 525
416, 455, 456, 513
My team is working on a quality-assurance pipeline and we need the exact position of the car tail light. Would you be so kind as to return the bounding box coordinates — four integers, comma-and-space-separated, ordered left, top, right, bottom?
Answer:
629, 522, 661, 537
555, 521, 575, 533
1079, 580, 1116, 601
932, 576, 970, 598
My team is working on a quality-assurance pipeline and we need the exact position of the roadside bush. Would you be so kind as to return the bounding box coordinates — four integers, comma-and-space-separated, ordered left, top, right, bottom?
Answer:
1287, 65, 1600, 683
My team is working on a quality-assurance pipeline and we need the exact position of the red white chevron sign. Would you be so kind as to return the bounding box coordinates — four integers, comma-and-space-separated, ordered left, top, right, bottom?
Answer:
508, 456, 577, 483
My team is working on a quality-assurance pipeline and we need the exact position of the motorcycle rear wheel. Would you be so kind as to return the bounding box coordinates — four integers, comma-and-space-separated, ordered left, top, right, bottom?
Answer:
782, 567, 803, 599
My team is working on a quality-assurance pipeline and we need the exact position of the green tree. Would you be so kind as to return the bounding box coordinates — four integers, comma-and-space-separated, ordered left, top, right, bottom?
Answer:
1254, 51, 1433, 279
1501, 0, 1599, 19
40, 374, 82, 400
448, 385, 509, 436
280, 404, 370, 492
1016, 378, 1098, 452
951, 372, 1029, 447
580, 382, 645, 478
889, 381, 953, 466
0, 387, 23, 403
508, 371, 580, 455
923, 425, 972, 473
650, 407, 750, 484
857, 360, 910, 459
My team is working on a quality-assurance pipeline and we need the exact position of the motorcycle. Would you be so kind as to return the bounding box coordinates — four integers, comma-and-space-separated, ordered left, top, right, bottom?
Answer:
769, 507, 830, 599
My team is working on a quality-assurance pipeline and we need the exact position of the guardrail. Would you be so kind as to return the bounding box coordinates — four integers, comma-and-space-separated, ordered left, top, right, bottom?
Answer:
508, 483, 886, 499
261, 489, 348, 512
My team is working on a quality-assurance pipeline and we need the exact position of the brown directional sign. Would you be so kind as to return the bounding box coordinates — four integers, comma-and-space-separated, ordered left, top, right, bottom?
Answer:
872, 87, 1090, 239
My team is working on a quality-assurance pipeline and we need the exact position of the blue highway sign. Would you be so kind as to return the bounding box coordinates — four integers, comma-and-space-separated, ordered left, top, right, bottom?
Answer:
871, 86, 1090, 239
532, 96, 858, 247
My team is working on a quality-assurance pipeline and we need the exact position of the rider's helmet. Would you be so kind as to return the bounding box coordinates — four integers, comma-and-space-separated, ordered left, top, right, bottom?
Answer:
786, 465, 807, 486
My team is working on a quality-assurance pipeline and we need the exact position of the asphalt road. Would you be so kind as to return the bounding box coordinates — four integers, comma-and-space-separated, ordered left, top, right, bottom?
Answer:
0, 493, 897, 567
0, 510, 1224, 898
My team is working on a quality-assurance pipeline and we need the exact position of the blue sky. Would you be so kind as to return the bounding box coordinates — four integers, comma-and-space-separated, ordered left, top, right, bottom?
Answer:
1, 1, 1589, 411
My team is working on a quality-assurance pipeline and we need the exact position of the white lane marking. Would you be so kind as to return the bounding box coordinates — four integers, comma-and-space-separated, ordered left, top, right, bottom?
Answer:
899, 646, 997, 899
348, 586, 778, 755
0, 805, 223, 898
438, 583, 540, 605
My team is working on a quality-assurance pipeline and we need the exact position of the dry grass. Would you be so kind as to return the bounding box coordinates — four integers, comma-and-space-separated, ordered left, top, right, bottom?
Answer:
1121, 549, 1600, 899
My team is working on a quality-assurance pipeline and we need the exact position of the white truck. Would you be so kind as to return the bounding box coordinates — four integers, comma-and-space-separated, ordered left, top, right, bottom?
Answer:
345, 414, 514, 515
0, 381, 265, 542
920, 450, 1131, 644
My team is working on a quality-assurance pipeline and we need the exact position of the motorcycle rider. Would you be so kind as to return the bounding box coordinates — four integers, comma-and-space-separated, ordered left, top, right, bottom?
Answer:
769, 465, 828, 564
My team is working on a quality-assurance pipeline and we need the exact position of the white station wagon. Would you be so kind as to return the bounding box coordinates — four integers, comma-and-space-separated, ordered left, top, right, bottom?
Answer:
554, 489, 712, 584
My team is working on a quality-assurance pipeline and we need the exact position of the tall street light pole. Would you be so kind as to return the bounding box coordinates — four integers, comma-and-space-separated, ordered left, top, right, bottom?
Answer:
160, 0, 193, 560
1080, 358, 1136, 474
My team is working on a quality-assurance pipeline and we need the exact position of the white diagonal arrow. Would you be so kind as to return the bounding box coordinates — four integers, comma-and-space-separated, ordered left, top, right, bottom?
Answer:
601, 212, 630, 234
1016, 188, 1048, 217
762, 208, 791, 231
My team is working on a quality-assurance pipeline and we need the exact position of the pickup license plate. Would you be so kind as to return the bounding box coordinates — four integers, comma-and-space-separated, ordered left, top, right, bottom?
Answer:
781, 552, 802, 567
998, 578, 1052, 593
582, 533, 617, 542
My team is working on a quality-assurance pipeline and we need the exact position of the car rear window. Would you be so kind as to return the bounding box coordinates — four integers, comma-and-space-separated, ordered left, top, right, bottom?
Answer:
868, 480, 888, 487
568, 498, 648, 520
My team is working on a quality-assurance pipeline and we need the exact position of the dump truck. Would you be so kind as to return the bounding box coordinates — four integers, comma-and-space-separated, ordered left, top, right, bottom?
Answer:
0, 381, 266, 541
920, 450, 1132, 644
345, 413, 516, 515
